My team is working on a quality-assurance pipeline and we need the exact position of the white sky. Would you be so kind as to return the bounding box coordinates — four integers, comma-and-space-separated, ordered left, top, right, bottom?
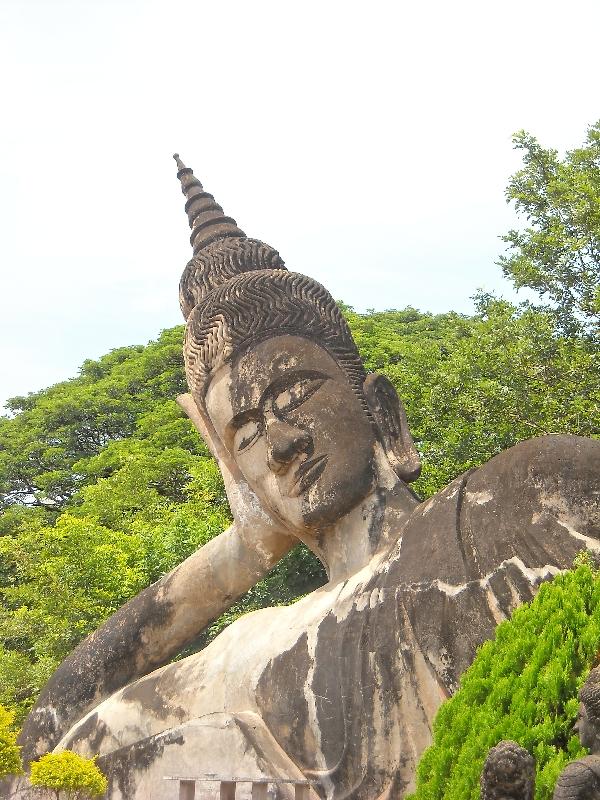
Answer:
1, 0, 599, 409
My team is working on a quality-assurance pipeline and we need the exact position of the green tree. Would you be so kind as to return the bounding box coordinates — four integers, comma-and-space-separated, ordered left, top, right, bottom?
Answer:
499, 121, 600, 335
0, 327, 188, 511
29, 751, 107, 799
409, 557, 600, 800
0, 704, 22, 779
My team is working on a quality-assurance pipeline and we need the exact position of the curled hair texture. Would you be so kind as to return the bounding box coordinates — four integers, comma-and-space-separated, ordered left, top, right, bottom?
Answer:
480, 741, 535, 800
580, 667, 600, 723
184, 270, 367, 405
179, 237, 286, 320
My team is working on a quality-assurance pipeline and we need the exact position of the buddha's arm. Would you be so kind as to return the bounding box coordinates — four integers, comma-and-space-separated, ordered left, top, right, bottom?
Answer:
19, 521, 294, 763
19, 395, 296, 762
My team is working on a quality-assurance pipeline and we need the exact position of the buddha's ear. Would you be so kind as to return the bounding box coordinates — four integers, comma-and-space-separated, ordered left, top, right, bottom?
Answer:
176, 393, 245, 485
363, 373, 421, 483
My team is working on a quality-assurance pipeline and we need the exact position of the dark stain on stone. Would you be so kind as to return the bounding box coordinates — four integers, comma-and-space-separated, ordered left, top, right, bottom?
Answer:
120, 669, 188, 723
455, 469, 479, 581
97, 728, 185, 800
367, 488, 387, 548
487, 569, 514, 619
256, 632, 315, 770
19, 579, 178, 763
62, 712, 109, 754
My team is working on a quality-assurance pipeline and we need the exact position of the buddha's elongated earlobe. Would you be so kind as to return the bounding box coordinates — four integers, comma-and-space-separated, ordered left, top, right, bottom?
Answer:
363, 373, 421, 483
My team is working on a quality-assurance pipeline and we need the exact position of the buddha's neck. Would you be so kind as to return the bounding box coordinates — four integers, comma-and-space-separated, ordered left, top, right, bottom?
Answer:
307, 449, 420, 584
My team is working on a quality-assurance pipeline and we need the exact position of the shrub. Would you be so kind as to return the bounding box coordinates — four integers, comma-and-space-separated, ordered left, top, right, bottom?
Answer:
0, 704, 22, 779
29, 750, 107, 799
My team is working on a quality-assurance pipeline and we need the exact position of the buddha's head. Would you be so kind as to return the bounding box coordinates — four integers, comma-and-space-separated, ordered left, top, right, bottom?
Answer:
480, 741, 535, 800
575, 667, 600, 753
174, 156, 420, 535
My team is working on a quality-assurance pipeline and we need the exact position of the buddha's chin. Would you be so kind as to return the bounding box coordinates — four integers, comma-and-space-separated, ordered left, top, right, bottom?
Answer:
259, 487, 347, 537
257, 462, 376, 535
300, 469, 377, 530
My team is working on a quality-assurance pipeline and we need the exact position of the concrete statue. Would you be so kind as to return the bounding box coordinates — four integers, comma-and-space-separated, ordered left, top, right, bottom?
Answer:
7, 157, 600, 800
552, 667, 600, 800
482, 668, 600, 800
480, 741, 535, 800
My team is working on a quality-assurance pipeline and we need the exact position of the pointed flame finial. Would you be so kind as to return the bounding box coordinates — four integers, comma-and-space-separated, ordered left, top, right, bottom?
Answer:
173, 153, 245, 253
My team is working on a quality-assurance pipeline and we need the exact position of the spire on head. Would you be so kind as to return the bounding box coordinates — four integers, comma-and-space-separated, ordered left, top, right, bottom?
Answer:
172, 155, 360, 395
173, 153, 286, 320
173, 154, 246, 254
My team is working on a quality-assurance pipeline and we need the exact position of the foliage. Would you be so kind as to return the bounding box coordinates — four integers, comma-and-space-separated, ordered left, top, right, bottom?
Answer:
29, 751, 107, 799
0, 327, 188, 510
499, 121, 600, 335
409, 557, 600, 800
0, 704, 22, 779
0, 459, 231, 722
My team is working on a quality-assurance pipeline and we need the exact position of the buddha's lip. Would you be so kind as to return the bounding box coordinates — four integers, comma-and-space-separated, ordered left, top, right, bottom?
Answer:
289, 454, 328, 497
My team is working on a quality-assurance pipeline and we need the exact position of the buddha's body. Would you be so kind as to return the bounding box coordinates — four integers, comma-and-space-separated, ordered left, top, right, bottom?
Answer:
8, 159, 600, 800
52, 432, 600, 800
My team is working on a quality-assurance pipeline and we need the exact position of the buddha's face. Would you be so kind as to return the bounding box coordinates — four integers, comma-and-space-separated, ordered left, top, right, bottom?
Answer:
574, 702, 599, 752
204, 335, 378, 532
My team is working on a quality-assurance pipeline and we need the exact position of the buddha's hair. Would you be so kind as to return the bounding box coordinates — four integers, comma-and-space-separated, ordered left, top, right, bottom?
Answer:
580, 667, 600, 724
184, 269, 368, 406
480, 741, 535, 800
179, 237, 286, 320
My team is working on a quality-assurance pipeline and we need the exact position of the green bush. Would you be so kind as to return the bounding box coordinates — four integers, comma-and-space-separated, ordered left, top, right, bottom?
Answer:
29, 750, 107, 799
410, 556, 600, 800
0, 704, 22, 779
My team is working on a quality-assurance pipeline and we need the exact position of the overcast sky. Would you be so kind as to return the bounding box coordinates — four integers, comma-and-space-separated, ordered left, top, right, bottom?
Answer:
1, 0, 598, 410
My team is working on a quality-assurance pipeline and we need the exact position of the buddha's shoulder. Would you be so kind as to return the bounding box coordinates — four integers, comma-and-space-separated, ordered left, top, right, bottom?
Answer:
393, 435, 600, 586
466, 433, 599, 491
554, 754, 600, 795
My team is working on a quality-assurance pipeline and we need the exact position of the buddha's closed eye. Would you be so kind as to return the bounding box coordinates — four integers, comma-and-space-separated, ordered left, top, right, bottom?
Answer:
234, 375, 327, 453
236, 419, 262, 452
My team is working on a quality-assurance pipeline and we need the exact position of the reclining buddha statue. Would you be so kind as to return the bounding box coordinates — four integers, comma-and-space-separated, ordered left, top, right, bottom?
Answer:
8, 156, 600, 800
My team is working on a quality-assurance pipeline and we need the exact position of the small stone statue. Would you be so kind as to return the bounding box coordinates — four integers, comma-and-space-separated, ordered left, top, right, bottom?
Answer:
575, 667, 600, 755
481, 740, 535, 800
553, 667, 600, 800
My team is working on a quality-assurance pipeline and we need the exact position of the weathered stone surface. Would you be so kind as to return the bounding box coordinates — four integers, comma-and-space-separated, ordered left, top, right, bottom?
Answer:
29, 436, 597, 800
16, 521, 294, 766
9, 158, 600, 800
553, 758, 600, 800
481, 740, 535, 800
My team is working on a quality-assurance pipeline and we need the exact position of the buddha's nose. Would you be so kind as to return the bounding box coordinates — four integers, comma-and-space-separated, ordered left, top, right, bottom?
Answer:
265, 417, 312, 473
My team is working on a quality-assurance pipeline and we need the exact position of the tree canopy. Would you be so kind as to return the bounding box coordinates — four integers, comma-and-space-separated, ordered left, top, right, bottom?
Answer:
499, 121, 600, 336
